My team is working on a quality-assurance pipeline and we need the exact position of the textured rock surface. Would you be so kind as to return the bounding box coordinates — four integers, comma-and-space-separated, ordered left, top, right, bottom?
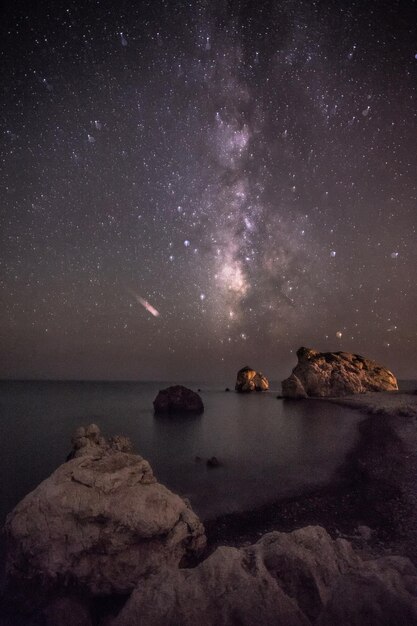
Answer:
109, 526, 417, 626
281, 372, 308, 399
282, 347, 398, 398
4, 425, 206, 598
153, 384, 204, 414
67, 423, 133, 460
235, 366, 269, 392
316, 556, 417, 625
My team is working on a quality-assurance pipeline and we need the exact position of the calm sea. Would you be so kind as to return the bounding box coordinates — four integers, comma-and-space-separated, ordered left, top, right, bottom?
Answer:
0, 380, 414, 524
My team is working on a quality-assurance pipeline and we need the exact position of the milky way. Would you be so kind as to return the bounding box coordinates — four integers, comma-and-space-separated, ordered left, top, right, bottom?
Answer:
1, 0, 416, 381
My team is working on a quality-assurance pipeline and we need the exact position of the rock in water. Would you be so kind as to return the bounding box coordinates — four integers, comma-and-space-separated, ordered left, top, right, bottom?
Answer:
108, 526, 417, 626
235, 366, 269, 392
4, 425, 206, 602
282, 347, 398, 398
281, 372, 308, 399
153, 385, 204, 414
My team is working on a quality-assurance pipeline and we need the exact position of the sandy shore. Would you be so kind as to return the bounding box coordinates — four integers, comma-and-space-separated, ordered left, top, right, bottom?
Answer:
205, 391, 417, 565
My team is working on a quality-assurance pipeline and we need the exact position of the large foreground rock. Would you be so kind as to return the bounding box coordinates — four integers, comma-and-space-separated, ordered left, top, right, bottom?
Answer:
235, 366, 269, 392
4, 425, 206, 599
109, 526, 417, 626
153, 385, 204, 414
282, 347, 398, 398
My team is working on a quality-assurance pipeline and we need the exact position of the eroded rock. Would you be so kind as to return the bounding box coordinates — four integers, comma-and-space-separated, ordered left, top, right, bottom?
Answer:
67, 423, 133, 460
282, 347, 398, 398
4, 425, 206, 602
235, 366, 269, 392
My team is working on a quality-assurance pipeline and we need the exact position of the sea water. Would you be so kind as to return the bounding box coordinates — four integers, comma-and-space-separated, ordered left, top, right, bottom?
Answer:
0, 379, 390, 523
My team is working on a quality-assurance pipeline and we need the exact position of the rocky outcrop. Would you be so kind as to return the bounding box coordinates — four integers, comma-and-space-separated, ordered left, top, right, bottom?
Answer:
109, 526, 417, 626
235, 366, 269, 392
153, 385, 204, 414
281, 372, 308, 399
4, 425, 206, 602
66, 423, 133, 460
4, 424, 417, 626
282, 347, 398, 398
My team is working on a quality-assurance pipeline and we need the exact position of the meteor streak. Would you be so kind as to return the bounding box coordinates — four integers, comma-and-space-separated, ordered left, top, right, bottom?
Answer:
129, 290, 160, 317
137, 296, 160, 317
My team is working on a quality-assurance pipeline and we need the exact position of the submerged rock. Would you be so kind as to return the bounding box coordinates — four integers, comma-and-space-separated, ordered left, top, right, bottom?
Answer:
108, 526, 417, 626
206, 456, 220, 468
282, 347, 398, 398
4, 425, 206, 603
235, 366, 269, 392
153, 385, 204, 414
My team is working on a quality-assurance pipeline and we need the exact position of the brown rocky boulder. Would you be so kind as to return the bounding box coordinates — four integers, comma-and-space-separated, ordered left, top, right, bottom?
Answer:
4, 425, 206, 604
282, 347, 398, 398
235, 366, 269, 392
153, 385, 204, 414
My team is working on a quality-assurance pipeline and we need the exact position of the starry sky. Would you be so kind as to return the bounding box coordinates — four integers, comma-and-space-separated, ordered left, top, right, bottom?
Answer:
1, 0, 417, 382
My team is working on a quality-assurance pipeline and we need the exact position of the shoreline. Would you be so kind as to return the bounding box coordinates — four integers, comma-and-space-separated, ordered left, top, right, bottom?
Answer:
204, 391, 417, 564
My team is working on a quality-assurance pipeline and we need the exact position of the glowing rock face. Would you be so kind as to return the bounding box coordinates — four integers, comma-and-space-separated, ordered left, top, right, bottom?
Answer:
235, 366, 269, 392
282, 347, 398, 398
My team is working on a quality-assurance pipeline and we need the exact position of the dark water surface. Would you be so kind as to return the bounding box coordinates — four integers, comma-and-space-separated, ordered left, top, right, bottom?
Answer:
0, 380, 378, 523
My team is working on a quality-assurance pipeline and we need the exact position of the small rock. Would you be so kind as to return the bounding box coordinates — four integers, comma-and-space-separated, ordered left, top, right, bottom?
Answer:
153, 385, 204, 414
235, 366, 269, 393
357, 525, 373, 541
153, 385, 204, 415
207, 456, 220, 468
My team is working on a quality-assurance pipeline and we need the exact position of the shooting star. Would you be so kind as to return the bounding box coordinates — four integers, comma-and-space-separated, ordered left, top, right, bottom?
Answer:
129, 290, 160, 317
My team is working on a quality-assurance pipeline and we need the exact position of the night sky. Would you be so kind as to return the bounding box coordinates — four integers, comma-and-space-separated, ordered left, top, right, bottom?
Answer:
1, 0, 417, 382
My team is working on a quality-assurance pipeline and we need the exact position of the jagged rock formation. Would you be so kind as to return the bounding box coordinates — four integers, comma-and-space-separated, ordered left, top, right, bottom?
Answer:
282, 347, 398, 398
153, 385, 204, 414
109, 526, 417, 626
4, 425, 206, 602
66, 423, 133, 460
235, 366, 269, 392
